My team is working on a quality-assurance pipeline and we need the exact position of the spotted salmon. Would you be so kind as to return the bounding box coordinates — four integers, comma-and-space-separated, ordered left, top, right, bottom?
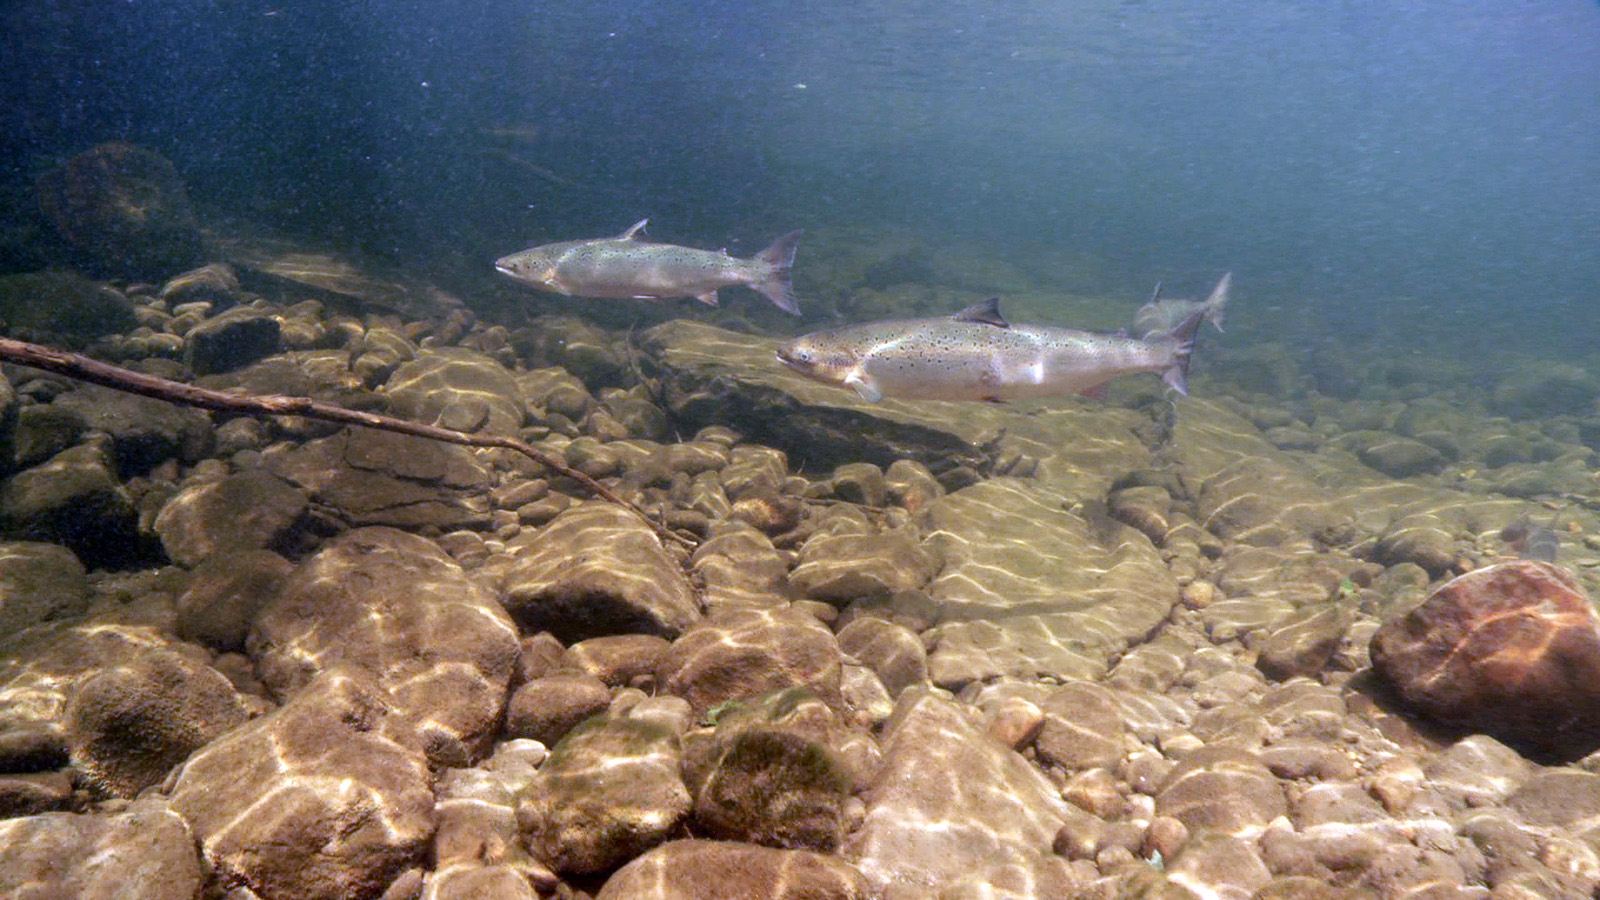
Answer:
776, 297, 1204, 403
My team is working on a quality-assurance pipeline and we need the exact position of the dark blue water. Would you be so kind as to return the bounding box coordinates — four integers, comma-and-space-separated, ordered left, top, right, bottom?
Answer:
3, 1, 1597, 352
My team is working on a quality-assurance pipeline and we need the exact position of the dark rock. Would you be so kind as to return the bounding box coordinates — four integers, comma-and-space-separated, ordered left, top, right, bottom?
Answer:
153, 470, 311, 567
173, 548, 294, 652
0, 797, 203, 900
1166, 830, 1272, 900
0, 270, 138, 346
64, 646, 249, 797
0, 622, 189, 773
1346, 432, 1446, 478
656, 607, 843, 716
840, 689, 1080, 900
250, 527, 519, 767
0, 769, 73, 817
518, 711, 690, 875
691, 522, 790, 612
0, 436, 145, 567
169, 667, 435, 900
685, 689, 856, 851
920, 478, 1176, 685
35, 142, 203, 278
52, 384, 213, 475
183, 306, 282, 376
499, 501, 701, 642
1491, 362, 1600, 419
596, 839, 873, 900
267, 427, 493, 532
432, 766, 552, 894
0, 541, 88, 640
160, 262, 241, 307
198, 350, 380, 414
1371, 560, 1600, 762
12, 402, 88, 469
503, 672, 611, 746
640, 319, 986, 474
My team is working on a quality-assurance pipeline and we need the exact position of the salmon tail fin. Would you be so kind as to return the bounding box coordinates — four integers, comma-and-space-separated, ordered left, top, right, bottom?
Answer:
753, 230, 803, 315
1206, 271, 1231, 333
1159, 308, 1207, 396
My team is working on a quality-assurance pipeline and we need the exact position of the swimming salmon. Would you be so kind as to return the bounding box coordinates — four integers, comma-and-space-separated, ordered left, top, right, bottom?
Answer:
495, 219, 803, 314
776, 298, 1205, 403
1134, 272, 1230, 338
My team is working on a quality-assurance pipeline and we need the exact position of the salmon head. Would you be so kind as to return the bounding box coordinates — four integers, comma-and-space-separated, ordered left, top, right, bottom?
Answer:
494, 244, 565, 292
775, 333, 864, 388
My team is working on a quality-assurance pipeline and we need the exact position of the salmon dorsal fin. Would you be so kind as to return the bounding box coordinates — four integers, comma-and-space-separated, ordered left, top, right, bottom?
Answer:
619, 218, 649, 240
952, 297, 1009, 328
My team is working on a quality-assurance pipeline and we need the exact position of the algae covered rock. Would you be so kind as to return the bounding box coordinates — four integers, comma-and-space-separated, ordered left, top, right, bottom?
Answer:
518, 710, 691, 875
35, 142, 203, 278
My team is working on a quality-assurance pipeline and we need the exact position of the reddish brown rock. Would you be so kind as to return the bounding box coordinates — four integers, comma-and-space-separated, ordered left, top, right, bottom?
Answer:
35, 142, 203, 277
1370, 560, 1600, 762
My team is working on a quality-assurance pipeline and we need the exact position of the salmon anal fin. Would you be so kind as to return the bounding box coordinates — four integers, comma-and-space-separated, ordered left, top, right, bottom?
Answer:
694, 289, 720, 306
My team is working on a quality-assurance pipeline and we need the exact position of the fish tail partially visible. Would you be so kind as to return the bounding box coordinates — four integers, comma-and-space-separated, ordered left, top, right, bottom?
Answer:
752, 230, 803, 315
1205, 271, 1231, 333
1159, 308, 1207, 396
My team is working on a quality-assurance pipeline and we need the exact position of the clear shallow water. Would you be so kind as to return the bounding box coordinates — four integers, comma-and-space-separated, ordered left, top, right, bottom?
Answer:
2, 1, 1597, 357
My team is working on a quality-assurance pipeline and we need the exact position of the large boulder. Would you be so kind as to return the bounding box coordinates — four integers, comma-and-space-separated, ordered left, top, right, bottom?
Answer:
35, 142, 203, 278
249, 526, 519, 766
1371, 560, 1600, 762
169, 666, 435, 900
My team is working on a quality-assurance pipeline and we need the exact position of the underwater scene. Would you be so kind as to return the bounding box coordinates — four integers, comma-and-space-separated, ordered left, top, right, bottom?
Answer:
3, 2, 1600, 899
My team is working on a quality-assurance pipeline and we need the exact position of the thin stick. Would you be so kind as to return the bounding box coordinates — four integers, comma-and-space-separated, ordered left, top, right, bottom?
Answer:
0, 337, 693, 550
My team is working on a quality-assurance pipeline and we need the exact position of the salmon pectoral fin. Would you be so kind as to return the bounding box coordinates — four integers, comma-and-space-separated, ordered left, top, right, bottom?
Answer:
694, 289, 720, 306
844, 373, 883, 403
1080, 382, 1110, 401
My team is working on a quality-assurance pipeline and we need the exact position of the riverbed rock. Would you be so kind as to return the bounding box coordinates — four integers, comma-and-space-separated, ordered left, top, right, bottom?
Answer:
842, 689, 1082, 900
498, 501, 700, 642
64, 645, 249, 797
656, 606, 843, 715
169, 666, 435, 900
0, 436, 143, 568
183, 306, 282, 376
0, 797, 203, 900
35, 142, 203, 278
249, 526, 519, 766
1371, 559, 1600, 762
0, 541, 87, 641
153, 469, 311, 567
518, 710, 690, 875
0, 270, 139, 347
596, 839, 873, 900
381, 347, 526, 437
266, 426, 493, 532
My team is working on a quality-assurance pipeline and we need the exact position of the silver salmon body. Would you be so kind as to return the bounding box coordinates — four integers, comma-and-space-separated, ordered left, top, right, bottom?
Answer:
1133, 272, 1230, 338
776, 298, 1205, 403
495, 219, 803, 314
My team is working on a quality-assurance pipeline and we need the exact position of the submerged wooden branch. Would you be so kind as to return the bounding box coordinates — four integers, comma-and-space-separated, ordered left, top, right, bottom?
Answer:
0, 337, 693, 549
